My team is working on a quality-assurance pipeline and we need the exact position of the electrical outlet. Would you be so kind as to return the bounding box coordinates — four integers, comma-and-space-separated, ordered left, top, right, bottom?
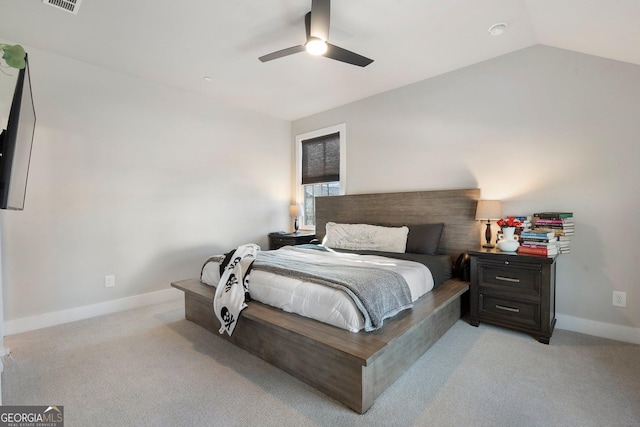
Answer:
612, 291, 626, 307
105, 275, 115, 288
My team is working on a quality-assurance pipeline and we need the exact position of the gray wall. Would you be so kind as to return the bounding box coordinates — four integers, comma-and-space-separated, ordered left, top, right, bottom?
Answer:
2, 42, 638, 343
292, 45, 640, 341
0, 45, 291, 329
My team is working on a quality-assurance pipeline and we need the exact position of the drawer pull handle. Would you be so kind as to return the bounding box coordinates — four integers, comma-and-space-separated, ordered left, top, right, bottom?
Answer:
496, 304, 520, 313
495, 276, 520, 283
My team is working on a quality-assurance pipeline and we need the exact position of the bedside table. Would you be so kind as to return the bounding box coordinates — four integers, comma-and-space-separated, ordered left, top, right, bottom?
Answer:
469, 248, 557, 344
268, 231, 316, 250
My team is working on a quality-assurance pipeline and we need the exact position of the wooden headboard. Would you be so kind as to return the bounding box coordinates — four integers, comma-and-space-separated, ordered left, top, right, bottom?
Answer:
315, 188, 481, 260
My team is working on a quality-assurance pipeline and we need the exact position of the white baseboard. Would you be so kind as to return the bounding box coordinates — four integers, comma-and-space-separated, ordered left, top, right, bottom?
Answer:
556, 314, 640, 345
4, 288, 183, 336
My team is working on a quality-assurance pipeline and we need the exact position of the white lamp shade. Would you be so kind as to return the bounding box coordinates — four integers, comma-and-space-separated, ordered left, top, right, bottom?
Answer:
475, 200, 502, 220
289, 204, 301, 217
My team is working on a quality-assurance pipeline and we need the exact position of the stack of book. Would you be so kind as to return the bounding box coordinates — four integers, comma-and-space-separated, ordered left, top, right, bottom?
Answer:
512, 215, 532, 233
518, 228, 558, 257
532, 212, 574, 254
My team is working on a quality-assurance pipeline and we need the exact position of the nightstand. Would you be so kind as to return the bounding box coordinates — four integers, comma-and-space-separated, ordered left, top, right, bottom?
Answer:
469, 248, 557, 344
268, 231, 316, 250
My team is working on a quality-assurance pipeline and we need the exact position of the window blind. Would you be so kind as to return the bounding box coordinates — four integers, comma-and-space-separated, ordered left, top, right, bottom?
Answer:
301, 132, 340, 185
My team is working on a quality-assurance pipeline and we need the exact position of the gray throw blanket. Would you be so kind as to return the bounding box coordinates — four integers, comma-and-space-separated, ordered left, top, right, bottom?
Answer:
254, 250, 412, 331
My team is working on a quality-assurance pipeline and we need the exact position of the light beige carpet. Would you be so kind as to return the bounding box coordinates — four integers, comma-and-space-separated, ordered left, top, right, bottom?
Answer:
3, 299, 639, 426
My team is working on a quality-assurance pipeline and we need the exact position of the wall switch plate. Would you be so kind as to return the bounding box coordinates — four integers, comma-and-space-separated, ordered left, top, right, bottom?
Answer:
105, 275, 115, 288
612, 291, 626, 307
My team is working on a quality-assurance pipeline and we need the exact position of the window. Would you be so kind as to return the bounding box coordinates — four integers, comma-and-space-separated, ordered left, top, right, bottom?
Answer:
295, 124, 346, 229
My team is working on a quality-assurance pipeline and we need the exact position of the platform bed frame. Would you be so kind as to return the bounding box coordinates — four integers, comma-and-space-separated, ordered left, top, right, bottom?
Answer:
171, 188, 480, 413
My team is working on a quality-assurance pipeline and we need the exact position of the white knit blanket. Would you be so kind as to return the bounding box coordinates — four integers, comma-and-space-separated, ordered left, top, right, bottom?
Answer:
213, 243, 259, 336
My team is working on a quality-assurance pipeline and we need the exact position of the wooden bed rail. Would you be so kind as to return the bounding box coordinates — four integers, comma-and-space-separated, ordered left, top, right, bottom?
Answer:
172, 277, 469, 413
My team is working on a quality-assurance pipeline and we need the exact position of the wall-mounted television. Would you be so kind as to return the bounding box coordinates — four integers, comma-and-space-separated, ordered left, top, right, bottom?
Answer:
0, 53, 36, 210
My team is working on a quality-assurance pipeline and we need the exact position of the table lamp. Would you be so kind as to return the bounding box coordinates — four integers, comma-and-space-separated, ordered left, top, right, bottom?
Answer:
289, 204, 301, 232
475, 200, 502, 248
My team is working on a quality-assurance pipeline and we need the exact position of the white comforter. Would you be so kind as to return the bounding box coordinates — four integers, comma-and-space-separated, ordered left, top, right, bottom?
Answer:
201, 246, 434, 332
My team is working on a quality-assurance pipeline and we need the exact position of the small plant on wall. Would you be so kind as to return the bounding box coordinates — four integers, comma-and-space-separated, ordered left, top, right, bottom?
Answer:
0, 43, 26, 72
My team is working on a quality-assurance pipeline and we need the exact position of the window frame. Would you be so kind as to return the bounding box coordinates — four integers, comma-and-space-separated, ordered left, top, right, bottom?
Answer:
295, 123, 346, 231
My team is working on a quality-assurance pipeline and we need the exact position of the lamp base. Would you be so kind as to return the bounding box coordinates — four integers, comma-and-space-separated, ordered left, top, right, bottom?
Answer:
483, 221, 494, 248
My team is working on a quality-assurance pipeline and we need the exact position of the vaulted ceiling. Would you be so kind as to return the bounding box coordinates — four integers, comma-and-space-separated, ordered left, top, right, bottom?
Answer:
1, 0, 639, 120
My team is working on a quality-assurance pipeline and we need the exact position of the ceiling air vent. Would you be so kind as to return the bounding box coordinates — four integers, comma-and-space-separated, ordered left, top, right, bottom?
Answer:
43, 0, 81, 15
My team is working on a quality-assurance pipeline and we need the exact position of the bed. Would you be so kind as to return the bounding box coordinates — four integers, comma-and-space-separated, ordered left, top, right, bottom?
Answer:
171, 188, 480, 413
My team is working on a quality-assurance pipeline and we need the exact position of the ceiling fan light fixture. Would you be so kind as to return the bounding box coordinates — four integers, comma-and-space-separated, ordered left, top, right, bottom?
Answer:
259, 0, 373, 67
306, 38, 328, 55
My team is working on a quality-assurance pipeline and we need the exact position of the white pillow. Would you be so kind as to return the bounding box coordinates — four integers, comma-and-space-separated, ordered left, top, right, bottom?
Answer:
322, 222, 409, 253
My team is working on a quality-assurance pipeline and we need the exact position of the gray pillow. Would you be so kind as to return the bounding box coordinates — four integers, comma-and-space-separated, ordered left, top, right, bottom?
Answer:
406, 223, 444, 255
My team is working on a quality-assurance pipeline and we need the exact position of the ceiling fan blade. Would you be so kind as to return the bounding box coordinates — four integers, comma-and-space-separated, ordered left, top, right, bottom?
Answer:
304, 12, 311, 41
310, 0, 330, 41
324, 43, 374, 67
259, 45, 306, 62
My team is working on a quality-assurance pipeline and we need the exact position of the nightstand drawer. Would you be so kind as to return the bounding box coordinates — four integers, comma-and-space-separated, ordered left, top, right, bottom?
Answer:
477, 260, 541, 297
270, 236, 293, 246
479, 294, 540, 329
268, 232, 316, 250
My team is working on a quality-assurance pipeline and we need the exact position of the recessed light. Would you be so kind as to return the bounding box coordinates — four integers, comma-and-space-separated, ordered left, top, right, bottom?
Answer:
203, 76, 213, 82
488, 23, 507, 36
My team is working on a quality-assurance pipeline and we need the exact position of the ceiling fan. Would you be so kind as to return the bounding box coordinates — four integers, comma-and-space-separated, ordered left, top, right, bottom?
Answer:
259, 0, 374, 67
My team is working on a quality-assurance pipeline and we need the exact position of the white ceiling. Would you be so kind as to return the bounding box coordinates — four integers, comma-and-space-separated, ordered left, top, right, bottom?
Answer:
1, 0, 639, 121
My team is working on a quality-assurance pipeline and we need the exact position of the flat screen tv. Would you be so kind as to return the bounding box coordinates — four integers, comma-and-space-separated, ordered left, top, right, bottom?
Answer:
0, 53, 36, 210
